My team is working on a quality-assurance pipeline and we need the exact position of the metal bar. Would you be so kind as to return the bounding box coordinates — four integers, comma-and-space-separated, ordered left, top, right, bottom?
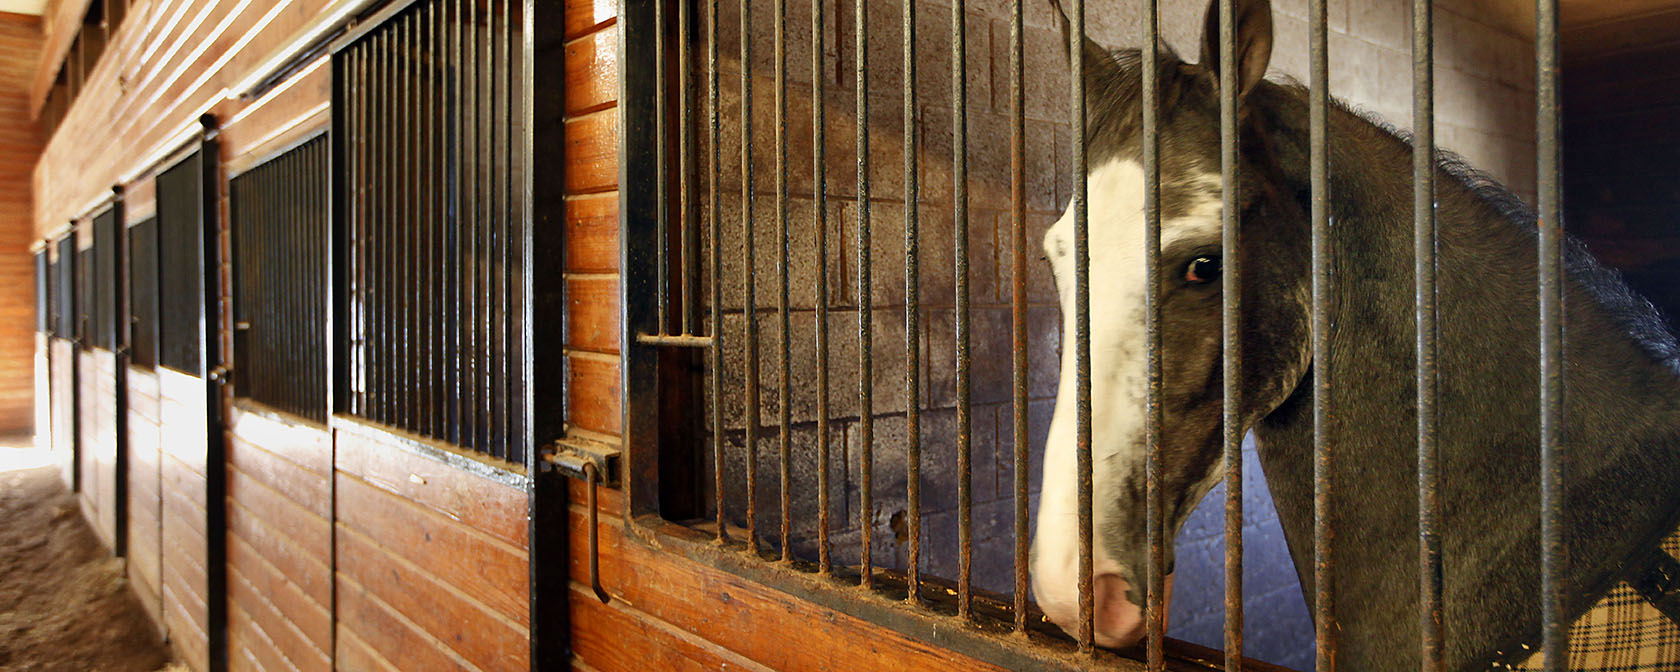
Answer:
380, 30, 394, 427
493, 0, 509, 458
1536, 0, 1566, 666
1218, 0, 1243, 667
1413, 0, 1443, 667
742, 0, 761, 553
1308, 0, 1336, 666
636, 333, 716, 347
855, 0, 873, 590
904, 0, 921, 606
1010, 0, 1028, 635
1069, 0, 1093, 654
656, 0, 669, 335
403, 13, 416, 434
709, 0, 728, 544
953, 0, 973, 623
478, 0, 494, 455
1141, 0, 1165, 666
461, 0, 479, 450
681, 0, 698, 337
445, 0, 460, 445
775, 0, 793, 563
423, 4, 438, 437
811, 0, 830, 575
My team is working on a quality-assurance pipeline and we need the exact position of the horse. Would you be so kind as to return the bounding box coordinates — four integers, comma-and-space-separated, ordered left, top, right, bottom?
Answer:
1027, 0, 1680, 669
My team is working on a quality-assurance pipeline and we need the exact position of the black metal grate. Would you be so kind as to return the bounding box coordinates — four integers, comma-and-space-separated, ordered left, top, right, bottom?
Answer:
53, 236, 74, 340
34, 250, 48, 334
157, 152, 205, 374
129, 218, 158, 370
332, 0, 528, 463
232, 135, 330, 423
75, 247, 91, 351
91, 207, 118, 352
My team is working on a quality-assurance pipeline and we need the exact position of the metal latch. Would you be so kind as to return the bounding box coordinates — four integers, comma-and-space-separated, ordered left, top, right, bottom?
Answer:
543, 439, 620, 603
543, 439, 621, 487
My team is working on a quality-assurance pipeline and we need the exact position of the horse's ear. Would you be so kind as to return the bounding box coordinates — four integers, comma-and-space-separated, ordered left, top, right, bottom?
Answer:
1044, 0, 1125, 91
1200, 0, 1273, 98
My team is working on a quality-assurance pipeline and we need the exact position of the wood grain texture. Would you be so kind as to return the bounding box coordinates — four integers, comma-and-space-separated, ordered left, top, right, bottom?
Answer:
337, 525, 529, 671
564, 0, 615, 40
334, 430, 529, 549
563, 111, 617, 196
335, 574, 478, 672
569, 583, 771, 672
566, 354, 620, 437
563, 491, 1005, 672
564, 25, 616, 116
334, 473, 530, 627
564, 193, 618, 273
565, 276, 619, 355
228, 561, 332, 671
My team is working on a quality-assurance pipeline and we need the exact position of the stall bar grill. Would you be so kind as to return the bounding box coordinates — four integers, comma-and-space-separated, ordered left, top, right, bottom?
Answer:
622, 0, 1571, 669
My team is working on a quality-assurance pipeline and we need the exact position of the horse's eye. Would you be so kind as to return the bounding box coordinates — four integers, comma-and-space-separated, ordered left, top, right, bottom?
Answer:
1184, 256, 1221, 284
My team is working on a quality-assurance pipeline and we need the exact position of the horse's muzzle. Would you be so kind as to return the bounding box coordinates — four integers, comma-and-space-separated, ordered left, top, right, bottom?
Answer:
1069, 572, 1175, 649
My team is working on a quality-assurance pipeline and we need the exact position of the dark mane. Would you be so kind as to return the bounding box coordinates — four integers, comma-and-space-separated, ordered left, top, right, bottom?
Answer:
1272, 74, 1680, 371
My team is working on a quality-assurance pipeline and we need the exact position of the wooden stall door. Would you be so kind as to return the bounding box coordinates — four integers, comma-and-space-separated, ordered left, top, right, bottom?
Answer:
154, 146, 225, 672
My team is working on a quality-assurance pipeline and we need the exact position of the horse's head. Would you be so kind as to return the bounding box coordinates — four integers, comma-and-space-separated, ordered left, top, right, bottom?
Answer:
1031, 0, 1315, 648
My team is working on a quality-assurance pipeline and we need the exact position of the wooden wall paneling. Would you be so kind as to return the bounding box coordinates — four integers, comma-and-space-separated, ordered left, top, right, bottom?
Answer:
334, 574, 480, 671
50, 340, 74, 489
336, 526, 529, 670
333, 473, 529, 625
565, 354, 620, 438
333, 431, 528, 549
126, 366, 163, 636
225, 489, 331, 608
227, 560, 332, 671
564, 193, 619, 274
563, 480, 1004, 672
333, 626, 400, 672
226, 532, 331, 652
568, 585, 771, 672
564, 276, 619, 356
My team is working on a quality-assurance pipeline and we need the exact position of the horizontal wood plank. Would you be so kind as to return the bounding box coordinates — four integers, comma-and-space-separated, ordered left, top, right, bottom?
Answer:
337, 526, 528, 671
564, 25, 616, 116
566, 354, 621, 437
335, 574, 476, 672
565, 276, 619, 355
564, 193, 619, 273
334, 430, 529, 550
334, 473, 529, 626
570, 584, 770, 672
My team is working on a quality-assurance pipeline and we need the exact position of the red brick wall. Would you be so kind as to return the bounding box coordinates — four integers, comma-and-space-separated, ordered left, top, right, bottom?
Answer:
0, 13, 43, 435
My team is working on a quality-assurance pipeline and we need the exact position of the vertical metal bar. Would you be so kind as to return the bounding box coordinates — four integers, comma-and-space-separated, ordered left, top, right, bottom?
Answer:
461, 0, 479, 450
656, 0, 669, 335
404, 14, 418, 434
492, 0, 509, 457
478, 0, 494, 455
1009, 0, 1028, 635
811, 0, 831, 575
1413, 0, 1443, 667
380, 30, 394, 427
1536, 0, 1566, 666
742, 0, 761, 553
353, 46, 366, 417
709, 0, 728, 544
1309, 0, 1336, 667
1141, 0, 1165, 666
952, 0, 973, 622
423, 4, 437, 437
903, 0, 921, 605
775, 0, 793, 563
1218, 0, 1243, 667
445, 0, 460, 445
855, 0, 874, 590
1069, 0, 1093, 654
681, 0, 698, 336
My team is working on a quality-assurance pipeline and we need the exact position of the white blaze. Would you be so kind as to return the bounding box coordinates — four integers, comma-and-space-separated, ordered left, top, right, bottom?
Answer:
1032, 159, 1222, 642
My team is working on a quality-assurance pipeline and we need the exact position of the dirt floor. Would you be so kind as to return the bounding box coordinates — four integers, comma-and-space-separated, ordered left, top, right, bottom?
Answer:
0, 441, 173, 672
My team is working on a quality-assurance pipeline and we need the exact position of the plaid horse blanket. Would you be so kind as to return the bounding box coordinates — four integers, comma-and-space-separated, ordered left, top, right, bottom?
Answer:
1511, 528, 1680, 671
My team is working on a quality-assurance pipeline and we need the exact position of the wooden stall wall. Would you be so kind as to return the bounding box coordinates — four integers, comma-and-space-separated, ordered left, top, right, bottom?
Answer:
126, 179, 165, 638
0, 13, 42, 435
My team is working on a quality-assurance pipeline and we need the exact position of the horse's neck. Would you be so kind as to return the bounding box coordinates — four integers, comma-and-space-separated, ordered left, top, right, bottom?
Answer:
1255, 111, 1680, 670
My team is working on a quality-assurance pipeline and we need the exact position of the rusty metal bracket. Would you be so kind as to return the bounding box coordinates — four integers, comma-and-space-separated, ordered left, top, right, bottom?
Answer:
541, 438, 622, 487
